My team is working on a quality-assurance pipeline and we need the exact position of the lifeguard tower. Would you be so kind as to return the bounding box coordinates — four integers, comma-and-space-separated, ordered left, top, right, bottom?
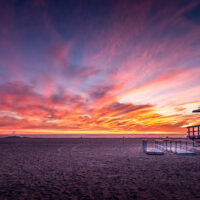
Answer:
187, 106, 200, 139
142, 106, 199, 155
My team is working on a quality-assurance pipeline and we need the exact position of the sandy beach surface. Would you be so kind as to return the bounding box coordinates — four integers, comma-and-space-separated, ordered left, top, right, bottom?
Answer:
0, 137, 200, 200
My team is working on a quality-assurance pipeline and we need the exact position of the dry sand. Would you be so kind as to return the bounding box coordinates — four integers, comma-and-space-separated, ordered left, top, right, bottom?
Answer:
0, 137, 200, 200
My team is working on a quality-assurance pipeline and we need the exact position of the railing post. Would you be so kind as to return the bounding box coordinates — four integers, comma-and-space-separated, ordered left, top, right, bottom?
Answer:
175, 141, 177, 153
192, 141, 195, 153
198, 126, 200, 138
162, 141, 164, 152
193, 126, 195, 138
170, 141, 172, 152
185, 141, 188, 152
188, 127, 190, 138
165, 140, 168, 151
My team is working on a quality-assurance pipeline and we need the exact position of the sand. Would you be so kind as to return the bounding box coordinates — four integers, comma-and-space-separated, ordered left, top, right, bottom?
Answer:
0, 137, 200, 200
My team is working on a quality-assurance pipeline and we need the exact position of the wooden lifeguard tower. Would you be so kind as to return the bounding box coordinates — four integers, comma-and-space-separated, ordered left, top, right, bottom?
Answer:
187, 106, 200, 139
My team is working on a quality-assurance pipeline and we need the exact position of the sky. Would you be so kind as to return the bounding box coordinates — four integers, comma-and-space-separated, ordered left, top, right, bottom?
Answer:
0, 0, 200, 135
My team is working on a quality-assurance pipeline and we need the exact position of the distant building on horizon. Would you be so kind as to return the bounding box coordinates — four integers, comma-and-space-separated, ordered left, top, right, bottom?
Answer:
9, 131, 21, 138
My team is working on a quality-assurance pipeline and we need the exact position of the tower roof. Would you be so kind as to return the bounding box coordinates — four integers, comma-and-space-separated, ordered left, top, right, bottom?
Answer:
192, 106, 200, 113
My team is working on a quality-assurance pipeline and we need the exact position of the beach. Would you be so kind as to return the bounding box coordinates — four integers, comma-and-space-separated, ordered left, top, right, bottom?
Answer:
0, 137, 200, 200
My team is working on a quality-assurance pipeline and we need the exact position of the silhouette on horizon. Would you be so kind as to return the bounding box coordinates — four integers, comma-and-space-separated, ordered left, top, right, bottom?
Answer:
192, 106, 200, 113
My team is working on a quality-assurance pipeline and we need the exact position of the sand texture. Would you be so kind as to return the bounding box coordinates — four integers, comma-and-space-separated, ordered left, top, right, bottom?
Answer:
0, 138, 200, 200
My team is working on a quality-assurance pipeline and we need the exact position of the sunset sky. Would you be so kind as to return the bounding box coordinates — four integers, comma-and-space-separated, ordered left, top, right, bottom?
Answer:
0, 0, 200, 135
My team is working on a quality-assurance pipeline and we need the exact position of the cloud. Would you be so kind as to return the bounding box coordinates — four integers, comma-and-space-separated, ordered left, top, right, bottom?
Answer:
89, 85, 114, 100
0, 80, 199, 133
119, 67, 200, 105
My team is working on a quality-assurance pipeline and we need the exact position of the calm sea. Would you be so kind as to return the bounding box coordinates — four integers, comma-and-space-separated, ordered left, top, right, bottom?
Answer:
0, 134, 186, 138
